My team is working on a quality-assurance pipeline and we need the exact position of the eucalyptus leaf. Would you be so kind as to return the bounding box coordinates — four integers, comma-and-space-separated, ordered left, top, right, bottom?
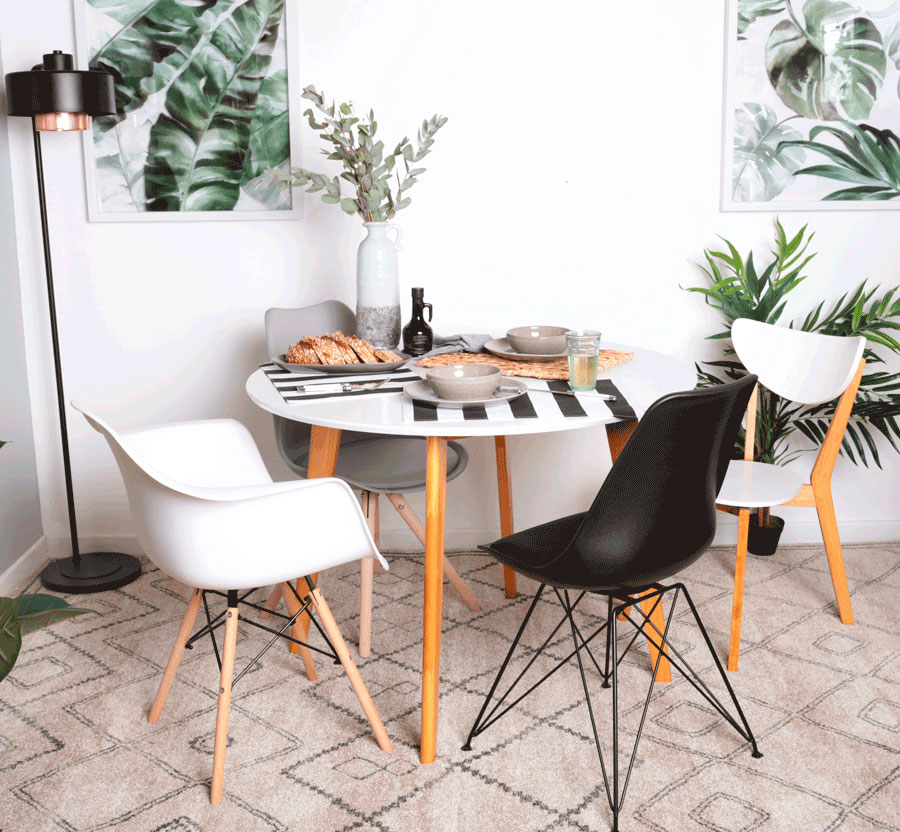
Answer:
766, 0, 886, 121
144, 0, 285, 212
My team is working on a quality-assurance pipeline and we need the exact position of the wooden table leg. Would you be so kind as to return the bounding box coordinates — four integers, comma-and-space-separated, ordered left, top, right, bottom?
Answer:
292, 426, 342, 662
494, 436, 517, 599
605, 420, 670, 681
421, 436, 447, 764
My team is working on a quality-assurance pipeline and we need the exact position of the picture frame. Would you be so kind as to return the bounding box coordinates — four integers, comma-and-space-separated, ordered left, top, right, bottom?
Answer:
73, 0, 303, 222
722, 0, 900, 212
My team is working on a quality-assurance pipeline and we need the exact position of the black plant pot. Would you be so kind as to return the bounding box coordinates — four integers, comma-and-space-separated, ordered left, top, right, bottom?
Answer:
747, 514, 785, 557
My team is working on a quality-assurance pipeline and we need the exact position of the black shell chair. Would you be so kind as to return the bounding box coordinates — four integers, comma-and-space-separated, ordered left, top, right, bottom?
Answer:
464, 375, 762, 832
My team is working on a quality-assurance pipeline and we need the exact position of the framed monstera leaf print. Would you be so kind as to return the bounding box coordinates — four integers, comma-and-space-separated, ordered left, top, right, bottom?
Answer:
74, 0, 302, 221
724, 0, 900, 209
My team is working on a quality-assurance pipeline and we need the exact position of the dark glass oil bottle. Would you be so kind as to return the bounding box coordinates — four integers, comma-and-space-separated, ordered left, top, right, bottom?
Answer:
402, 287, 434, 356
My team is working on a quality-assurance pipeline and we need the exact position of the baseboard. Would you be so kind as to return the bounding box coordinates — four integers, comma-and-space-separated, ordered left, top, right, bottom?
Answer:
712, 517, 900, 546
0, 534, 47, 595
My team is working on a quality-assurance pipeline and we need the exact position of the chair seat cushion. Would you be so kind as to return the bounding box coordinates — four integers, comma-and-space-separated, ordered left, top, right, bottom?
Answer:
297, 436, 467, 493
716, 460, 804, 508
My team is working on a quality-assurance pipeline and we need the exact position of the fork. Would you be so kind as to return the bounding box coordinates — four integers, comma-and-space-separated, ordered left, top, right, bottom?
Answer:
498, 385, 616, 401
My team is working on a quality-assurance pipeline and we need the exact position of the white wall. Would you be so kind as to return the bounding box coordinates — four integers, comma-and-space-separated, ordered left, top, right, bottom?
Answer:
2, 0, 899, 556
0, 38, 43, 573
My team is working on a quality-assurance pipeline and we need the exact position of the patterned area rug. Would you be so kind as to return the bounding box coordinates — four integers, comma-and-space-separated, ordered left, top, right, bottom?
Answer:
1, 544, 899, 831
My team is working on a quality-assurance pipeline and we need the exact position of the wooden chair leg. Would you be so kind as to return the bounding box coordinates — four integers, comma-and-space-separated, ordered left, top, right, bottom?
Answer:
359, 491, 378, 658
282, 581, 317, 681
210, 602, 238, 805
494, 436, 517, 599
149, 589, 202, 723
813, 484, 854, 625
259, 584, 282, 620
306, 584, 393, 753
728, 508, 751, 672
639, 590, 671, 683
385, 492, 481, 612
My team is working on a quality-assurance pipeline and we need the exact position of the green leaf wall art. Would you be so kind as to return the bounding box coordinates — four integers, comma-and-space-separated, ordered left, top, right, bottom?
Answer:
77, 0, 297, 218
726, 0, 900, 208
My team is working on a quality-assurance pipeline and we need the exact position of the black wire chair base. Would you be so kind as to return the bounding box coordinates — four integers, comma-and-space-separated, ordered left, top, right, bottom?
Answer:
184, 579, 340, 689
463, 582, 762, 831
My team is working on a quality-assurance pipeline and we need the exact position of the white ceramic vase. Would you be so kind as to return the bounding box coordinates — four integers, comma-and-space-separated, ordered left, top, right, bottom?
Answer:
356, 222, 402, 348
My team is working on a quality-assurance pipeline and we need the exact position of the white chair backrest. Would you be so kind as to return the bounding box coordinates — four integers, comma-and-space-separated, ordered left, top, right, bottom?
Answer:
265, 301, 355, 358
731, 319, 865, 406
73, 403, 380, 590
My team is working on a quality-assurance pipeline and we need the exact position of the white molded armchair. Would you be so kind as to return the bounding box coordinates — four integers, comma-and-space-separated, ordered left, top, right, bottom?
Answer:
73, 404, 392, 804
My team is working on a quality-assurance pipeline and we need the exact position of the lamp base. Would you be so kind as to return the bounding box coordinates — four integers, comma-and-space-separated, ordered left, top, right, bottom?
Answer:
40, 552, 142, 594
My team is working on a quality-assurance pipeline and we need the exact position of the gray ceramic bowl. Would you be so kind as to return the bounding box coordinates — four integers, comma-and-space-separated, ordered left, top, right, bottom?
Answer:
425, 364, 502, 400
506, 325, 568, 355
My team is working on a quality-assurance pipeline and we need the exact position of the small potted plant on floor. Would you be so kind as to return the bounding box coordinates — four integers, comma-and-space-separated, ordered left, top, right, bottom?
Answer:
687, 220, 900, 554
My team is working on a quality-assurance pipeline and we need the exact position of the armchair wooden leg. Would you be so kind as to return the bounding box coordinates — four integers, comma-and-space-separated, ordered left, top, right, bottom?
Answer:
259, 584, 282, 620
360, 491, 378, 658
728, 508, 751, 672
149, 588, 202, 723
813, 484, 854, 625
385, 493, 481, 613
494, 436, 517, 599
640, 590, 671, 683
210, 603, 238, 805
307, 585, 393, 753
282, 581, 317, 681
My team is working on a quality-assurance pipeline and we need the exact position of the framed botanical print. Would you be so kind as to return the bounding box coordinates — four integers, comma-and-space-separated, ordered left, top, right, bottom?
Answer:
74, 0, 302, 221
724, 0, 900, 210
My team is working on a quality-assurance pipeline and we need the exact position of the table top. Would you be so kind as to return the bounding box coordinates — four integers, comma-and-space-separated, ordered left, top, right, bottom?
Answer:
245, 343, 697, 438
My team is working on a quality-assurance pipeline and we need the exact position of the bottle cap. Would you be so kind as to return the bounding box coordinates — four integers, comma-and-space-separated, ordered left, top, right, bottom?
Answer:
411, 287, 424, 299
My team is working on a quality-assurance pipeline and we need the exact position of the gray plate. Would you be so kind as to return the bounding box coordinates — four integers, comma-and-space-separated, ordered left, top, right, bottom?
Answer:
405, 378, 529, 408
272, 354, 408, 376
484, 337, 566, 362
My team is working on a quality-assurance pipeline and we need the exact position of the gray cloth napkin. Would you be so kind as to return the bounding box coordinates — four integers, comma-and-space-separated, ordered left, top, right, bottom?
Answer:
419, 333, 491, 357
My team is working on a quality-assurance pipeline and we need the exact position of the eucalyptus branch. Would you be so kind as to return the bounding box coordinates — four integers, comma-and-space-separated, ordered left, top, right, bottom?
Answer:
285, 85, 447, 222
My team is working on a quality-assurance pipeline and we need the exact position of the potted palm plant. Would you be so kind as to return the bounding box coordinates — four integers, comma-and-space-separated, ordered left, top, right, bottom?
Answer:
687, 221, 900, 554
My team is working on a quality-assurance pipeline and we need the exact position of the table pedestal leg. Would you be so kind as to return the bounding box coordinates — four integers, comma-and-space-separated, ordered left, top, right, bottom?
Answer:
293, 426, 341, 665
421, 436, 447, 764
494, 436, 517, 599
605, 420, 671, 682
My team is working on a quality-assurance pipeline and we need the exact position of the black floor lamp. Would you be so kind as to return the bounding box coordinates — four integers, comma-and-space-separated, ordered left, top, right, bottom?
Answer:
5, 51, 142, 593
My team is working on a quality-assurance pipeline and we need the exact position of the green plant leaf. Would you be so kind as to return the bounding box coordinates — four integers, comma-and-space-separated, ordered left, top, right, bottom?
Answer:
732, 104, 805, 201
0, 598, 21, 684
14, 595, 92, 636
738, 0, 786, 38
240, 70, 290, 188
144, 0, 285, 212
782, 122, 900, 200
766, 0, 886, 121
88, 0, 238, 130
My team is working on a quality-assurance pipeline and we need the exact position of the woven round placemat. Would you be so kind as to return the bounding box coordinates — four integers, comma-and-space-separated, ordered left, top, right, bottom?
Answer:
416, 349, 633, 380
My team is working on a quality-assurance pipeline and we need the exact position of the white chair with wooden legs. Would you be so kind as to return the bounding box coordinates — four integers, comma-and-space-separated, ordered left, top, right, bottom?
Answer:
73, 404, 392, 805
715, 320, 866, 671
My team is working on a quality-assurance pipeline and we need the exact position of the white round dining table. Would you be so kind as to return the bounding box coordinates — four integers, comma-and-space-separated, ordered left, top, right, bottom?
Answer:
246, 343, 696, 764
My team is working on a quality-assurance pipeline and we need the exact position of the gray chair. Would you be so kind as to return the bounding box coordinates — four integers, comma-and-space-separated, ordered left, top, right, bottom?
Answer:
263, 301, 481, 657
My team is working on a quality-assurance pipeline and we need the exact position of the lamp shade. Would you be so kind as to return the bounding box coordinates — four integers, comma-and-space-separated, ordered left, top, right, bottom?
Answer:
5, 51, 116, 130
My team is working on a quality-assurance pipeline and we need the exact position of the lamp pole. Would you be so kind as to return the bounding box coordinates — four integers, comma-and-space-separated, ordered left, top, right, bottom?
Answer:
6, 52, 141, 593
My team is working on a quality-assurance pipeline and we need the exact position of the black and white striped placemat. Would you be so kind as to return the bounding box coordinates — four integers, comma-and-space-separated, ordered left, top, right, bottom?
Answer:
262, 362, 415, 402
401, 378, 636, 423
